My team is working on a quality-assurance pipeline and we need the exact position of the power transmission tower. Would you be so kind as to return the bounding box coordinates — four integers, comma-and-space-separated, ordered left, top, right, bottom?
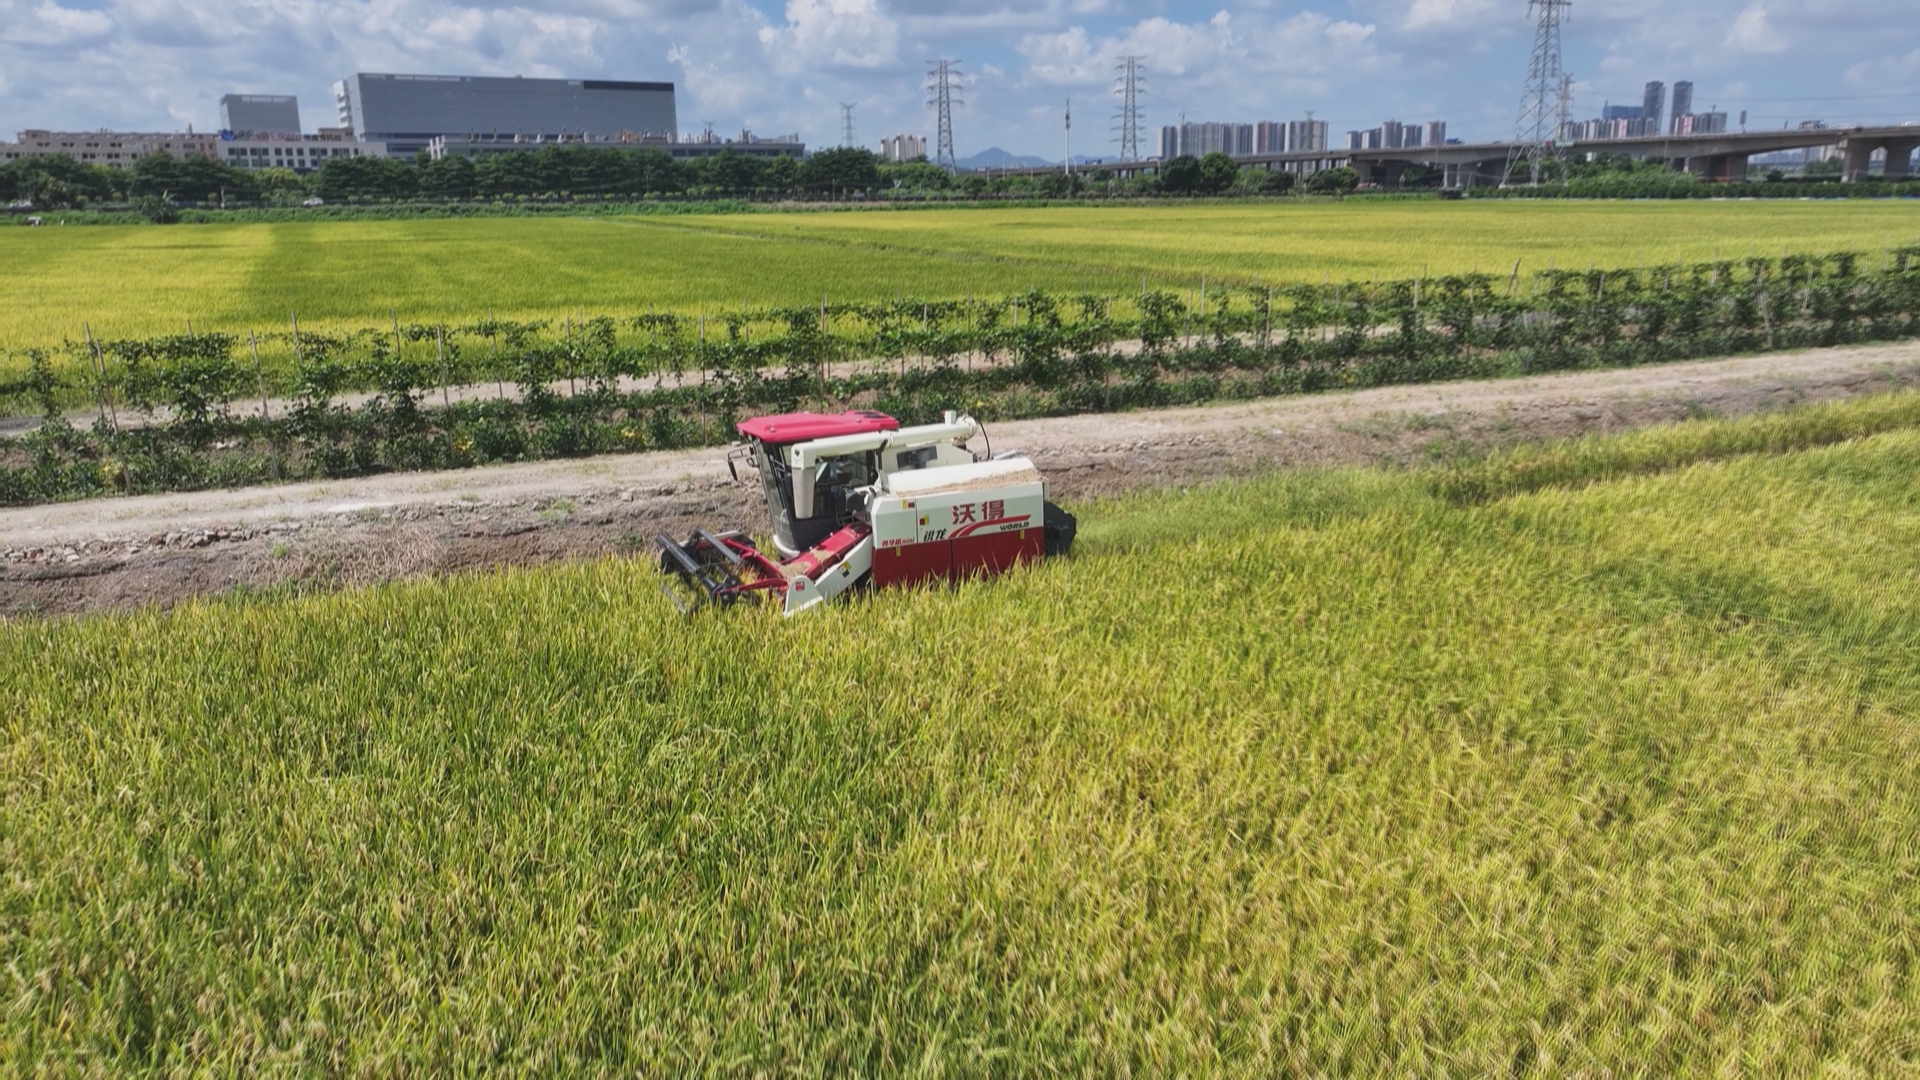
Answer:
927, 59, 961, 170
839, 103, 857, 148
1555, 71, 1575, 149
1112, 56, 1145, 161
1510, 0, 1571, 186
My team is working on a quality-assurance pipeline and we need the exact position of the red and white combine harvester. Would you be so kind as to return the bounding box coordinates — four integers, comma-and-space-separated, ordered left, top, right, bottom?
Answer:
657, 410, 1075, 615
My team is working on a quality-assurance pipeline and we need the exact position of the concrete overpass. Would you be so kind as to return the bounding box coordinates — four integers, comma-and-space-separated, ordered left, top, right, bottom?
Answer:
982, 123, 1920, 188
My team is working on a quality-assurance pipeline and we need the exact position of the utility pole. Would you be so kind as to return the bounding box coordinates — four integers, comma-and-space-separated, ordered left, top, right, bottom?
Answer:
1112, 56, 1145, 161
1510, 0, 1571, 186
927, 60, 962, 170
1064, 98, 1072, 175
839, 103, 857, 148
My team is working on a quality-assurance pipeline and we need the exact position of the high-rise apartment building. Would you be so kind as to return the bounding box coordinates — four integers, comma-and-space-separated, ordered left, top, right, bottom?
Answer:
1288, 118, 1328, 153
1157, 121, 1255, 158
1424, 120, 1447, 148
1256, 121, 1285, 154
879, 133, 926, 161
1642, 81, 1665, 133
1675, 110, 1727, 135
1669, 81, 1693, 133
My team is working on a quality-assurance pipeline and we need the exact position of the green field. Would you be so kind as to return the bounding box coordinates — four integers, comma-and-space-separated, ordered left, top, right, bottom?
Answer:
6, 395, 1920, 1071
6, 201, 1917, 350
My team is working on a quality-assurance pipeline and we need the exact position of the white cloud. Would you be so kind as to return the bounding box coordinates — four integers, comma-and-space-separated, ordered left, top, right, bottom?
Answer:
757, 0, 898, 71
1402, 0, 1496, 32
3, 1, 115, 46
1726, 4, 1786, 53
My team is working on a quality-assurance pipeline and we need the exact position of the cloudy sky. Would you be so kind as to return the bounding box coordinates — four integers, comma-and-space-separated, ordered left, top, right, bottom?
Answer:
2, 0, 1917, 157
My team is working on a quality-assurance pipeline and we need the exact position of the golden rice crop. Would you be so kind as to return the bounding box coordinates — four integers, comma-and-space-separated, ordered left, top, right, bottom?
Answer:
4, 200, 1915, 352
4, 394, 1919, 1072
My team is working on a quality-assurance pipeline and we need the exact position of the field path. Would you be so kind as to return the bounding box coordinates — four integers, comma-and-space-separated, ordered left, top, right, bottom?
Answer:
4, 340, 1917, 616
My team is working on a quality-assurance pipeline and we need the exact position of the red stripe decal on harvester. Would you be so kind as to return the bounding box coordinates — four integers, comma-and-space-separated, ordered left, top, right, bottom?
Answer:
950, 515, 1030, 539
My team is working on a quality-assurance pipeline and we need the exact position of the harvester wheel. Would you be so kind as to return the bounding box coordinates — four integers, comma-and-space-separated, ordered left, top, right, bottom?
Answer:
1043, 501, 1077, 558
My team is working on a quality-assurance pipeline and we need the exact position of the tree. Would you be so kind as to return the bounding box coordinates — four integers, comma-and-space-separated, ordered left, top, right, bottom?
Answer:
799, 147, 881, 195
1037, 171, 1084, 198
417, 155, 476, 200
1255, 169, 1295, 195
254, 167, 311, 205
128, 151, 258, 204
314, 156, 418, 200
2, 155, 122, 206
1197, 152, 1238, 195
628, 148, 686, 195
1305, 166, 1360, 194
695, 149, 767, 195
879, 159, 951, 193
759, 155, 799, 196
1158, 154, 1202, 194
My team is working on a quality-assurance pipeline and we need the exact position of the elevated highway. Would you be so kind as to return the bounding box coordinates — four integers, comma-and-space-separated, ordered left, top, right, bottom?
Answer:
983, 124, 1920, 188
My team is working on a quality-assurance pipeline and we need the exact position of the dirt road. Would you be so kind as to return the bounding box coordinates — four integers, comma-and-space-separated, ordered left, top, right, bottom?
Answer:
5, 341, 1917, 617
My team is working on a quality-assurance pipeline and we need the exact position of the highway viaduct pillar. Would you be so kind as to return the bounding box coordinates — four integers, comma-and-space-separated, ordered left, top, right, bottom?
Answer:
1841, 135, 1918, 182
1686, 154, 1749, 183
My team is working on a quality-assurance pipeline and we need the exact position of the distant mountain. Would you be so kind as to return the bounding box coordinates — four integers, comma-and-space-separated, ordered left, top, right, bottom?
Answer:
952, 148, 1126, 170
953, 147, 1049, 170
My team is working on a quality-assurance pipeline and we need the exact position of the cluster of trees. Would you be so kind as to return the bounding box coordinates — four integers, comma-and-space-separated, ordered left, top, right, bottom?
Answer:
311, 145, 894, 201
0, 152, 306, 210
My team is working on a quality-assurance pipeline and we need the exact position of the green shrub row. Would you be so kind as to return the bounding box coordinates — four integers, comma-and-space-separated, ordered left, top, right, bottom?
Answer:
5, 248, 1918, 507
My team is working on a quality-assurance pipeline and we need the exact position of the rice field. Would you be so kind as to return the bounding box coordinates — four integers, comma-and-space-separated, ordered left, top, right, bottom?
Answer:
5, 394, 1919, 1072
4, 200, 1916, 350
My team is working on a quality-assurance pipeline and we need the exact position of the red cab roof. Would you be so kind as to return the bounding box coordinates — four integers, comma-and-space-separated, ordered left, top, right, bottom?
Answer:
736, 410, 899, 444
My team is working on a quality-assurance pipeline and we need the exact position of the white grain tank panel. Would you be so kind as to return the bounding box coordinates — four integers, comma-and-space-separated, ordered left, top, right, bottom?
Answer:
883, 457, 1041, 497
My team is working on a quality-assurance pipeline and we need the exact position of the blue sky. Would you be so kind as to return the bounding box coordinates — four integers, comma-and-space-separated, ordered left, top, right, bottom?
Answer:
2, 0, 1917, 157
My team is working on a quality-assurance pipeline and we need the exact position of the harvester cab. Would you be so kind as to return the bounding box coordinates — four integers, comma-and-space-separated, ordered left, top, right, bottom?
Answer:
658, 409, 1075, 616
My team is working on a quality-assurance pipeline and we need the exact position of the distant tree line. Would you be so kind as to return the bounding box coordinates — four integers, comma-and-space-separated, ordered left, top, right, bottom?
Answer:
13, 143, 1894, 217
2, 145, 1334, 215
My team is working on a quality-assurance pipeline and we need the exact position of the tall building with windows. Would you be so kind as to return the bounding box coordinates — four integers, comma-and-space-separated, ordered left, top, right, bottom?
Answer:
335, 73, 677, 157
220, 94, 301, 135
1156, 121, 1254, 158
1642, 82, 1665, 135
879, 133, 926, 161
1287, 118, 1328, 153
1424, 120, 1447, 148
1669, 81, 1694, 133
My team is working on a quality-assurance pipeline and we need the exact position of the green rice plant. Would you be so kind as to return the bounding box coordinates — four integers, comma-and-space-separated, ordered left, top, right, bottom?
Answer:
4, 396, 1920, 1072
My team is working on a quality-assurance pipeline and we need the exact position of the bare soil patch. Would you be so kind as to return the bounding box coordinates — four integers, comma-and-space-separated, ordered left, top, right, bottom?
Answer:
5, 341, 1916, 618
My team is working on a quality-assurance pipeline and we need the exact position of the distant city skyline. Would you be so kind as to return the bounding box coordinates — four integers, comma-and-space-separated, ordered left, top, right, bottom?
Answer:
2, 0, 1917, 159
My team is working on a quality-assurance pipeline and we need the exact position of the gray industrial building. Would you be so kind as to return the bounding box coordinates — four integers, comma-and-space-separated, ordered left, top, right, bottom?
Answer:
220, 94, 302, 135
334, 73, 677, 156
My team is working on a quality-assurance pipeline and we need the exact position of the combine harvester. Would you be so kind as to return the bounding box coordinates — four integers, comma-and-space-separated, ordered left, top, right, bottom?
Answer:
657, 410, 1075, 615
